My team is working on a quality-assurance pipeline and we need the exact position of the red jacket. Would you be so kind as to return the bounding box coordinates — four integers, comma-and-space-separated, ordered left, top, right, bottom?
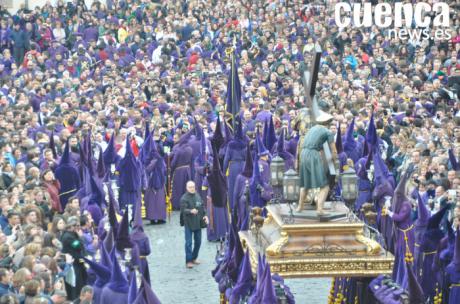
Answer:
44, 180, 61, 213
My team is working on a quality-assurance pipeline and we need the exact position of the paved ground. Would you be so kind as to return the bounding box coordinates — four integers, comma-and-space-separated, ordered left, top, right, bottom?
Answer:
145, 211, 330, 303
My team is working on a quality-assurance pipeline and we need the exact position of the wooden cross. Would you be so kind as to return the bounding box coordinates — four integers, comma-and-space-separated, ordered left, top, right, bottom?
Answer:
302, 44, 337, 176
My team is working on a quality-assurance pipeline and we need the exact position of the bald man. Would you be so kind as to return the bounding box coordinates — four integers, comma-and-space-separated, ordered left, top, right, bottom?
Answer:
180, 181, 208, 268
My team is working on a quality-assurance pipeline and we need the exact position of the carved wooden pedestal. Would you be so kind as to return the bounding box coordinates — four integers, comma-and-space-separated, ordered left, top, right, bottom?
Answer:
239, 204, 393, 278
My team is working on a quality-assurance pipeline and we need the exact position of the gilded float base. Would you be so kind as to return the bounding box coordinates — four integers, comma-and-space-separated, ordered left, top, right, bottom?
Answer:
240, 204, 393, 278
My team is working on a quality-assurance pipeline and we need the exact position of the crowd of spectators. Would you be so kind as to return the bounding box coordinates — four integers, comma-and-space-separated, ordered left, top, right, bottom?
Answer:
0, 0, 459, 303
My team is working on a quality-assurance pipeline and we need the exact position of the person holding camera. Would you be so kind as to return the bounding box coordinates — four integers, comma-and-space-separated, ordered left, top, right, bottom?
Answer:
180, 181, 208, 269
59, 216, 87, 301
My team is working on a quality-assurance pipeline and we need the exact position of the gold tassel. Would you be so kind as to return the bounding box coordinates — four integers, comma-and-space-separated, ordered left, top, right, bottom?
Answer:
141, 193, 146, 218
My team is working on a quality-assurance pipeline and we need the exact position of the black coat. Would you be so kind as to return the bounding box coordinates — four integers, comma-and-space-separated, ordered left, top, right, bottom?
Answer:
180, 192, 206, 231
60, 230, 87, 301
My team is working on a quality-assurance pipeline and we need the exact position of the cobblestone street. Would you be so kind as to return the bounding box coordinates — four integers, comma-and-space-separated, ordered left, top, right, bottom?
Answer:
145, 211, 330, 304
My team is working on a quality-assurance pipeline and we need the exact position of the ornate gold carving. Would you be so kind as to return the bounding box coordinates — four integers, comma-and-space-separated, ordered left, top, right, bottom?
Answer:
266, 231, 289, 256
355, 234, 382, 255
264, 213, 273, 225
267, 257, 394, 278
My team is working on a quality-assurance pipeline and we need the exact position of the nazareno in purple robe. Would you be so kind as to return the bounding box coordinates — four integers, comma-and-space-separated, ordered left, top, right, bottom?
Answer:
206, 143, 229, 242
354, 155, 372, 214
413, 193, 431, 281
100, 248, 129, 304
170, 144, 193, 210
131, 194, 152, 284
55, 140, 81, 210
84, 258, 110, 304
117, 137, 142, 210
224, 140, 246, 210
419, 206, 449, 302
446, 228, 460, 304
143, 153, 167, 221
390, 171, 415, 289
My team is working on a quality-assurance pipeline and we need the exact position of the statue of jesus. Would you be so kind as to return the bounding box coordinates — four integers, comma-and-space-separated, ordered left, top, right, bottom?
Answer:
296, 122, 336, 215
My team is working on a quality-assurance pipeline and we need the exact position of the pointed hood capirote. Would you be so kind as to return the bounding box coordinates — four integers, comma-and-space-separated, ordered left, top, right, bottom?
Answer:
116, 208, 133, 251
277, 127, 286, 154
230, 250, 254, 303
406, 261, 425, 303
133, 276, 161, 304
194, 118, 203, 140
100, 241, 112, 269
223, 119, 234, 143
365, 112, 378, 149
266, 117, 277, 152
103, 132, 121, 167
344, 117, 357, 151
248, 254, 267, 303
107, 248, 129, 293
89, 175, 105, 207
241, 145, 253, 178
392, 169, 411, 213
197, 127, 207, 165
249, 152, 262, 206
228, 115, 246, 151
212, 116, 225, 151
144, 123, 150, 141
416, 193, 430, 227
108, 185, 119, 229
255, 128, 269, 157
118, 136, 142, 192
140, 128, 158, 167
372, 144, 390, 185
228, 224, 245, 283
103, 226, 115, 254
335, 123, 343, 154
59, 139, 71, 166
84, 257, 111, 288
207, 142, 228, 208
421, 205, 449, 252
234, 115, 244, 141
97, 146, 106, 179
426, 205, 449, 231
260, 263, 277, 304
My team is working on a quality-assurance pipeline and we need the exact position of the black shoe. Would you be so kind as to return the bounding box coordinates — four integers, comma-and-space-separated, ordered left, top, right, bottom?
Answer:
157, 220, 166, 224
150, 220, 157, 225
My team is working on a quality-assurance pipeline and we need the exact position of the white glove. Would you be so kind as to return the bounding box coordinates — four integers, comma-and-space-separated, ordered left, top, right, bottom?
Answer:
384, 197, 391, 209
387, 210, 394, 218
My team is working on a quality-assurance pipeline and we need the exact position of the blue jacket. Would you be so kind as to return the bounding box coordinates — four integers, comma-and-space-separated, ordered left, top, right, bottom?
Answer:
10, 29, 30, 49
0, 282, 15, 298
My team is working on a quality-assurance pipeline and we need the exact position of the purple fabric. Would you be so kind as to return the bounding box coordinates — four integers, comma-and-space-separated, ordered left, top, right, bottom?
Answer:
171, 145, 193, 210
206, 199, 229, 242
223, 145, 246, 210
144, 188, 166, 221
391, 201, 414, 289
230, 250, 253, 303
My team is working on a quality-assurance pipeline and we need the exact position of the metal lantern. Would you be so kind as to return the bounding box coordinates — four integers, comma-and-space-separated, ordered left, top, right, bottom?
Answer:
270, 156, 285, 187
341, 167, 358, 203
283, 169, 300, 202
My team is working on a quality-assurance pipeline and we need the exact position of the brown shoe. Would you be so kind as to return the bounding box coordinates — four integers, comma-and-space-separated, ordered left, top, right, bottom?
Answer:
186, 262, 194, 268
192, 260, 201, 265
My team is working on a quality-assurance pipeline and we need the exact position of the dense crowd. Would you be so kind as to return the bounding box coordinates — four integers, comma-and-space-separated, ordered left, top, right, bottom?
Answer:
0, 0, 459, 303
